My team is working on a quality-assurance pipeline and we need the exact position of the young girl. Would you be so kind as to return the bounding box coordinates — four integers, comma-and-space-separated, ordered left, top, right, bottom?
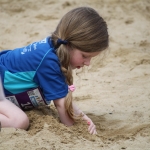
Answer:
0, 7, 108, 135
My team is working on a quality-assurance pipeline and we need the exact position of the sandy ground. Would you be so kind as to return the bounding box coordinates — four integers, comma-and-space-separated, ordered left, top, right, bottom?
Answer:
0, 0, 150, 149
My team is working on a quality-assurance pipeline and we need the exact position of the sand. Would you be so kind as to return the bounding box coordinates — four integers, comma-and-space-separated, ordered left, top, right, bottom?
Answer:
0, 0, 150, 149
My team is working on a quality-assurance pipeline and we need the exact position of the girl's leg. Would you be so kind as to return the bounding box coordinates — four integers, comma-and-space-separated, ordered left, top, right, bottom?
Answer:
0, 79, 29, 129
0, 99, 29, 129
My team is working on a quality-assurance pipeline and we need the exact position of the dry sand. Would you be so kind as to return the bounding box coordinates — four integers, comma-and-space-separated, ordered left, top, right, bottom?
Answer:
0, 0, 150, 149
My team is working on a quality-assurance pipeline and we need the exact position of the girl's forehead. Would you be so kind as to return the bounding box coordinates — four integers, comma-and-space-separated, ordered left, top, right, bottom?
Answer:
81, 51, 100, 57
71, 48, 100, 57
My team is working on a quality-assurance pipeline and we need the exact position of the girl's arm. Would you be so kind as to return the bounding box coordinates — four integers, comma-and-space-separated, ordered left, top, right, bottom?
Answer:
53, 97, 74, 126
53, 98, 97, 134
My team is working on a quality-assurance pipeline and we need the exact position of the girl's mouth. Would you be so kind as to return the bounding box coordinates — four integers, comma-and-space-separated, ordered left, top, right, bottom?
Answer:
77, 66, 80, 69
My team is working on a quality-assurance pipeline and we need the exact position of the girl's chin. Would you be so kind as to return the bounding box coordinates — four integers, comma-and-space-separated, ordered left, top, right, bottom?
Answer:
71, 66, 81, 69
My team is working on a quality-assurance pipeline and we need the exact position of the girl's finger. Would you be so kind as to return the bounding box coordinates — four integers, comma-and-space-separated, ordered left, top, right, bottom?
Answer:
91, 128, 97, 135
87, 121, 97, 134
87, 121, 91, 125
88, 124, 96, 134
88, 123, 93, 131
90, 128, 96, 134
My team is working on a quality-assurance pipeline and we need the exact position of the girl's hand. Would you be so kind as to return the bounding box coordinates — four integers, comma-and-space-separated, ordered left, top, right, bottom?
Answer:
71, 103, 97, 134
82, 114, 97, 135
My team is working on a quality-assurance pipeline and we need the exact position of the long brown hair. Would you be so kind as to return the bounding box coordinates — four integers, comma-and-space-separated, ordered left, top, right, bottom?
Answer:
51, 7, 109, 121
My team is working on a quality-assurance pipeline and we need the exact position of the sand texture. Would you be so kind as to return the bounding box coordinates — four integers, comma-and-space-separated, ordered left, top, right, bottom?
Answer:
0, 0, 150, 149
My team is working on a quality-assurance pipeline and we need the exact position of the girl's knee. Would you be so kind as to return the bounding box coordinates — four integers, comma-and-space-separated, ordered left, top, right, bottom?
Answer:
19, 115, 29, 130
13, 114, 29, 130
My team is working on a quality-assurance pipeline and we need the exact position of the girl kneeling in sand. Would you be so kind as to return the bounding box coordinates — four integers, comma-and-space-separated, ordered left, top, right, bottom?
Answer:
0, 7, 108, 135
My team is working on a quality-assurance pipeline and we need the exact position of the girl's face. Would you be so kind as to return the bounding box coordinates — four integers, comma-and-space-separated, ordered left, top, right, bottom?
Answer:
69, 48, 100, 69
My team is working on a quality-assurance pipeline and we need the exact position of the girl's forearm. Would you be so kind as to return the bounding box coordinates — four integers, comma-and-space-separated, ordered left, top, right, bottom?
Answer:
57, 105, 74, 126
53, 98, 74, 126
